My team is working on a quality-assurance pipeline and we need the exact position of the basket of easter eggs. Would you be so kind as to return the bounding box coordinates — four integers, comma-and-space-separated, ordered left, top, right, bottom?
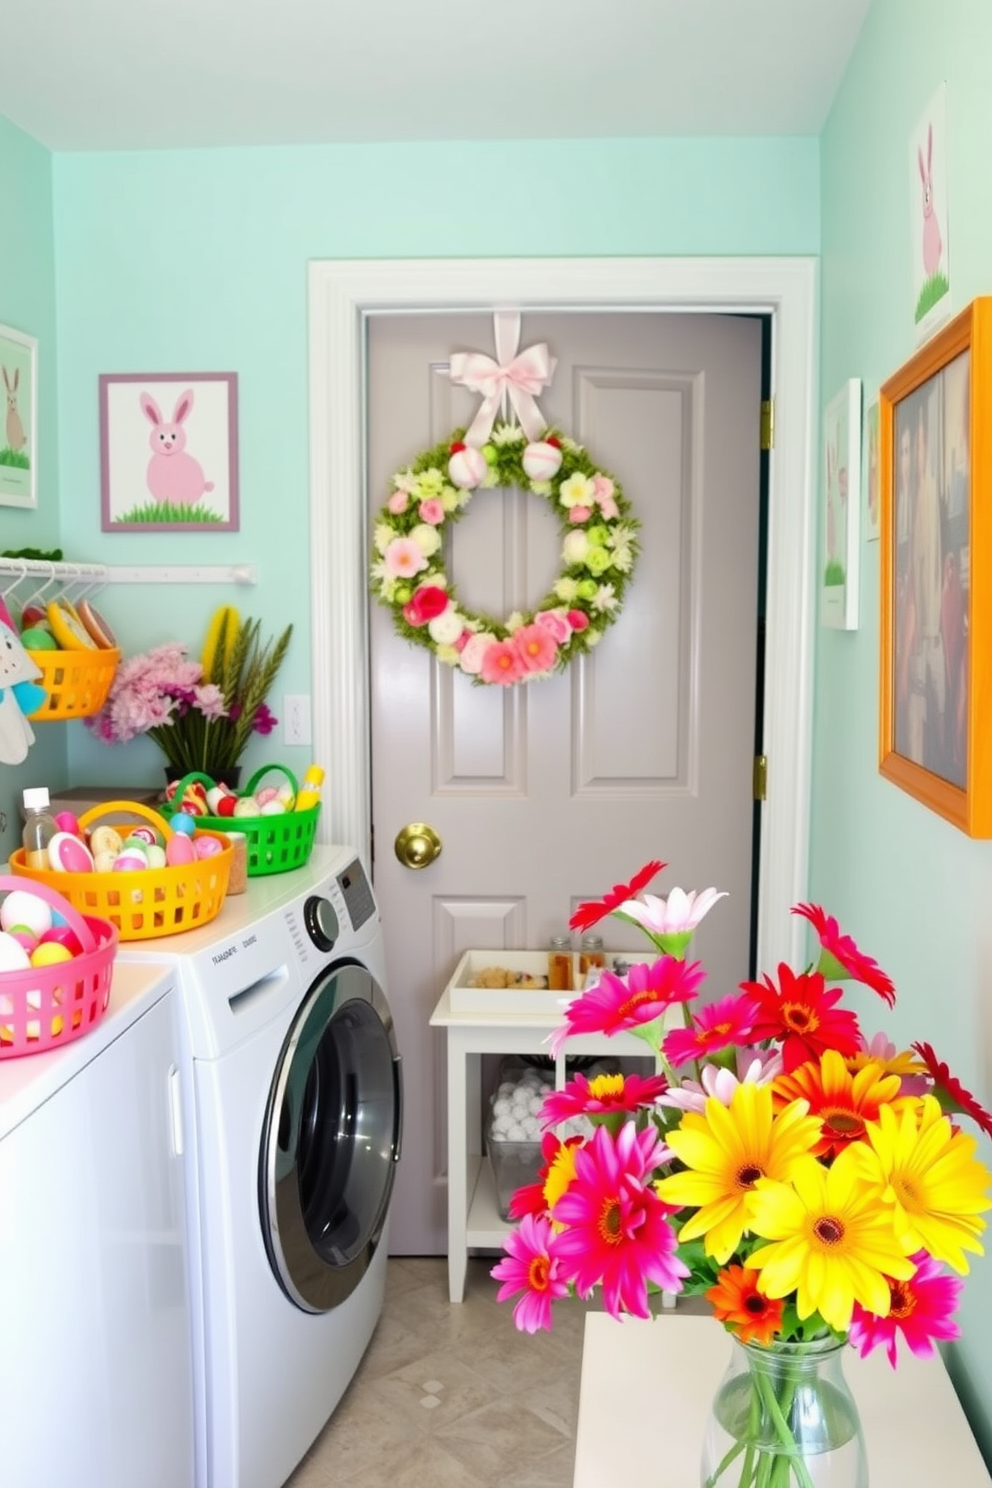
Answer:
21, 597, 121, 722
8, 802, 232, 941
161, 766, 320, 877
0, 876, 118, 1058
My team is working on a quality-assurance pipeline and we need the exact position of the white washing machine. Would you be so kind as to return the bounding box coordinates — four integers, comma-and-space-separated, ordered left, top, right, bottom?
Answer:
117, 845, 402, 1488
0, 959, 195, 1488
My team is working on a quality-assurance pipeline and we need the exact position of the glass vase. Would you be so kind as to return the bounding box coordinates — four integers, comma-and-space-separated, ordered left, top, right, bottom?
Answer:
701, 1336, 868, 1488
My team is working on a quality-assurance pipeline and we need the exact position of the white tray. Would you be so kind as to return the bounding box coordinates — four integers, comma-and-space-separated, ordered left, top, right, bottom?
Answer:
446, 948, 655, 1014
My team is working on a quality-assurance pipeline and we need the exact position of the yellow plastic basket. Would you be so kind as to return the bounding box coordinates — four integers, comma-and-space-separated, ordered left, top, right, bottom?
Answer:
9, 801, 232, 940
26, 647, 120, 722
163, 766, 319, 877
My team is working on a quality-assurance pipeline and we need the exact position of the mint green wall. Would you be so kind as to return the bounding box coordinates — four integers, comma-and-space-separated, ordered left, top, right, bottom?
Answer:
49, 135, 818, 791
816, 0, 992, 1457
0, 113, 66, 850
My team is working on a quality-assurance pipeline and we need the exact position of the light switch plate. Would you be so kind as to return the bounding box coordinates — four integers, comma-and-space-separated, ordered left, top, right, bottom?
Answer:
283, 693, 312, 747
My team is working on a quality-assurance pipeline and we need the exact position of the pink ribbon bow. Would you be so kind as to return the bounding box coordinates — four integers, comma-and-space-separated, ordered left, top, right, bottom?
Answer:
449, 311, 557, 446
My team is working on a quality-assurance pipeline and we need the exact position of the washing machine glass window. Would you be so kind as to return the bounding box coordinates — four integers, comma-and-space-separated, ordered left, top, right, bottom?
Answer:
260, 960, 402, 1313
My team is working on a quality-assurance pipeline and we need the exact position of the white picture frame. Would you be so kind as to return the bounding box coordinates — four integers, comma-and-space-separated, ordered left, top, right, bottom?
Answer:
0, 324, 38, 510
821, 377, 862, 630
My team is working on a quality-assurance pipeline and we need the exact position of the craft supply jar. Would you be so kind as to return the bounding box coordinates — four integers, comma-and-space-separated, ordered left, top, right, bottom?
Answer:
547, 934, 573, 992
579, 932, 605, 978
224, 832, 248, 894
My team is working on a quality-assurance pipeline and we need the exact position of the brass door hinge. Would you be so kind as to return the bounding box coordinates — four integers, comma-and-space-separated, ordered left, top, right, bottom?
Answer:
760, 399, 774, 451
753, 755, 768, 802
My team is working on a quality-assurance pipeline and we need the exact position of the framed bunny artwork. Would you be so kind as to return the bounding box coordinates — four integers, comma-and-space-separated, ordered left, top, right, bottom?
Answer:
99, 371, 239, 531
879, 296, 991, 836
0, 323, 38, 510
910, 84, 951, 343
820, 378, 861, 631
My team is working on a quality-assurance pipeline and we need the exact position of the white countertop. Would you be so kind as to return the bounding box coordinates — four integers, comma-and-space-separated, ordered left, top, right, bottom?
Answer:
0, 958, 176, 1142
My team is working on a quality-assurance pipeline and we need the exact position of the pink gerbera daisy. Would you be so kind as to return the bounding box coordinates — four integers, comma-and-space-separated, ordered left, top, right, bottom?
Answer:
540, 1070, 669, 1129
480, 639, 524, 685
512, 623, 558, 675
569, 861, 666, 933
548, 955, 704, 1058
662, 993, 759, 1068
791, 903, 896, 1007
551, 1123, 689, 1317
849, 1251, 963, 1367
491, 1213, 570, 1333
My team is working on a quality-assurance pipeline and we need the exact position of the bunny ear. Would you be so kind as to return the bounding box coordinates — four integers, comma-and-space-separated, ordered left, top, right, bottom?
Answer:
140, 391, 163, 425
1, 367, 9, 392
12, 369, 18, 391
172, 389, 195, 424
918, 145, 926, 182
928, 121, 933, 169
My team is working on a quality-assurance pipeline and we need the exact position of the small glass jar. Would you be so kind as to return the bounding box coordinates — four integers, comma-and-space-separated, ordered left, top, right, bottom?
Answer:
547, 934, 574, 992
579, 932, 605, 978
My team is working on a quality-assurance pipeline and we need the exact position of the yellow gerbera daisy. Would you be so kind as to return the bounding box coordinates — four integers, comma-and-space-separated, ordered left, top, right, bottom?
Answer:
654, 1083, 821, 1263
849, 1095, 992, 1273
744, 1147, 914, 1332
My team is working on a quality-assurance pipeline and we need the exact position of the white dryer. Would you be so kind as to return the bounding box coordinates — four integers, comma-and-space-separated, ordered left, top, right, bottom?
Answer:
117, 845, 402, 1488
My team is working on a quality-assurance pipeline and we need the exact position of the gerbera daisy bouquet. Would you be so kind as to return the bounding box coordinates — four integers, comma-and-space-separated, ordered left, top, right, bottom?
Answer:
492, 861, 992, 1485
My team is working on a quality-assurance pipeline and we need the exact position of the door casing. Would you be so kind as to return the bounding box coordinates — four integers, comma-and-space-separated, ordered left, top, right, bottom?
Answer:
306, 256, 818, 972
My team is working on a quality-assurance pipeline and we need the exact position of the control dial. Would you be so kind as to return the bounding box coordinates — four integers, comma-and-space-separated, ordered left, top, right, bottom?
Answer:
303, 895, 339, 952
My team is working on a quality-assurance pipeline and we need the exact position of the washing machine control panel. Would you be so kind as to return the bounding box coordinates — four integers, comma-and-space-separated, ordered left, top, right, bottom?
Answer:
303, 896, 340, 952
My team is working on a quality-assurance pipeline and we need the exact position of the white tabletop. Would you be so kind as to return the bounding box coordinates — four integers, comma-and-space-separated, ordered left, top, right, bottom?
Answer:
573, 1312, 991, 1487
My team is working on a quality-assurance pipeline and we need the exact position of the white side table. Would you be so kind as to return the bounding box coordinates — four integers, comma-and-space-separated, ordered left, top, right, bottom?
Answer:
573, 1312, 992, 1487
429, 986, 654, 1303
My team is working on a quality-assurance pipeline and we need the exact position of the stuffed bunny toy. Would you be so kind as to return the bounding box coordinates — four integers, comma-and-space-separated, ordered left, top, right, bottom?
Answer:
140, 387, 215, 505
0, 595, 47, 764
3, 366, 26, 453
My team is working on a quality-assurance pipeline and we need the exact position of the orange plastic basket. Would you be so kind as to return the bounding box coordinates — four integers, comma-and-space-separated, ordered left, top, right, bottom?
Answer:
9, 801, 232, 941
0, 875, 119, 1059
26, 647, 120, 722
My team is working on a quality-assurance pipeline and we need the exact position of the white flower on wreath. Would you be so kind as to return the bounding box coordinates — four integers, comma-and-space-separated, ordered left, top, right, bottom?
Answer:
428, 609, 464, 646
584, 629, 603, 647
435, 644, 461, 667
562, 530, 591, 565
530, 480, 553, 496
492, 424, 525, 446
506, 611, 526, 633
414, 468, 446, 499
393, 469, 418, 494
610, 542, 635, 574
441, 486, 462, 513
559, 473, 597, 511
460, 632, 498, 674
554, 577, 580, 604
374, 521, 396, 555
593, 583, 618, 613
561, 436, 583, 454
411, 523, 442, 558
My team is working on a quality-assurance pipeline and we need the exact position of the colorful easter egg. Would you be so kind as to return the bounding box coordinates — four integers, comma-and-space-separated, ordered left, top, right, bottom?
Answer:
113, 847, 148, 872
30, 941, 73, 968
165, 833, 196, 867
20, 626, 58, 650
93, 851, 118, 874
215, 795, 238, 818
0, 889, 53, 938
275, 784, 295, 808
256, 787, 279, 807
7, 929, 38, 955
0, 933, 32, 972
260, 800, 287, 816
448, 444, 488, 490
127, 825, 163, 847
194, 835, 223, 859
90, 825, 123, 858
205, 787, 226, 812
171, 812, 196, 837
522, 440, 564, 482
233, 797, 260, 817
145, 844, 167, 869
54, 811, 81, 836
39, 925, 84, 957
48, 832, 95, 873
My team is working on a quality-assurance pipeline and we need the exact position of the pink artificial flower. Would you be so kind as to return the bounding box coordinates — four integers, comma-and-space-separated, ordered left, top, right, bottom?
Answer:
568, 505, 592, 523
849, 1251, 963, 1367
251, 701, 278, 736
193, 683, 227, 720
658, 1048, 784, 1115
549, 955, 704, 1057
418, 498, 445, 525
617, 886, 727, 956
791, 902, 896, 1007
402, 584, 449, 627
480, 639, 524, 685
513, 623, 558, 675
490, 1213, 570, 1334
459, 632, 496, 675
662, 993, 760, 1068
551, 1124, 689, 1317
540, 1070, 669, 1128
567, 610, 589, 632
383, 537, 429, 580
387, 491, 409, 515
534, 608, 572, 644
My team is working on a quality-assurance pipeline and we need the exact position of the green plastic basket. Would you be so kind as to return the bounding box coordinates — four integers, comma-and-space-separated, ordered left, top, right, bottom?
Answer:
162, 766, 320, 877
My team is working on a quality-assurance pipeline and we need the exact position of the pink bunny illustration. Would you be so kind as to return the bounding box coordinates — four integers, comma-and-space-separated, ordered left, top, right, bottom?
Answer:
3, 366, 26, 453
140, 387, 215, 505
918, 122, 943, 278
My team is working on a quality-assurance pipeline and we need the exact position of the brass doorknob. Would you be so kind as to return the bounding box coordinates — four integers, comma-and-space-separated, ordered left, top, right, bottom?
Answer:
394, 822, 442, 870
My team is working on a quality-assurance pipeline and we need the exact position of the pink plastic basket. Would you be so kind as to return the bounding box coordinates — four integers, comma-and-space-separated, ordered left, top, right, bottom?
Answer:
0, 875, 118, 1059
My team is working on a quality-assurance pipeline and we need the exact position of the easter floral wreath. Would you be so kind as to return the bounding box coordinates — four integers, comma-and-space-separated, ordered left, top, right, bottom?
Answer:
369, 421, 639, 686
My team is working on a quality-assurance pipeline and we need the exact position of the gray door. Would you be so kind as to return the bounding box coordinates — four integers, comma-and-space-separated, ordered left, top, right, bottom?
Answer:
367, 310, 762, 1253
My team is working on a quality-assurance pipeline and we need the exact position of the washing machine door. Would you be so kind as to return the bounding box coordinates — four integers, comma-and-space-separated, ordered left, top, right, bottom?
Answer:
259, 959, 402, 1313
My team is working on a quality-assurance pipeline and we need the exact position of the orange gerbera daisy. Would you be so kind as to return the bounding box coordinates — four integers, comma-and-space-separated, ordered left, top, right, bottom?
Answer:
706, 1263, 784, 1345
773, 1049, 911, 1158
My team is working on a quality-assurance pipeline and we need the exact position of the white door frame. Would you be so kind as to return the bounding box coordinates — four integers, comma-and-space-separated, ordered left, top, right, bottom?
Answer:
307, 256, 818, 971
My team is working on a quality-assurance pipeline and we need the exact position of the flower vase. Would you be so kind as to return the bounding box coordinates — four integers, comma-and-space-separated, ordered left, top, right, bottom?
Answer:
701, 1336, 868, 1488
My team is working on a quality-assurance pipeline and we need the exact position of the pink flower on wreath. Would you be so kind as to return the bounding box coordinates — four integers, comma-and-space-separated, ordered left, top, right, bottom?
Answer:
567, 610, 589, 631
535, 609, 572, 644
460, 632, 497, 675
593, 475, 619, 519
568, 506, 592, 523
513, 623, 558, 675
418, 498, 445, 525
387, 491, 410, 515
383, 537, 428, 580
402, 584, 449, 627
481, 639, 525, 685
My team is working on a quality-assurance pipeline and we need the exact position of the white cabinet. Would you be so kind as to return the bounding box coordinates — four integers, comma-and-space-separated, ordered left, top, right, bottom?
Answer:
0, 987, 194, 1488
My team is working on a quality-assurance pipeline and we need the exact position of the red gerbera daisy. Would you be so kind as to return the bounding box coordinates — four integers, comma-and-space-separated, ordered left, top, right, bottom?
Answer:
740, 963, 862, 1074
569, 860, 666, 933
791, 902, 896, 1007
912, 1041, 992, 1139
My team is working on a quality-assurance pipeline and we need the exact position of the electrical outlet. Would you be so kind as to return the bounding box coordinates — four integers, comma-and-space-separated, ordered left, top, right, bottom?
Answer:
283, 693, 312, 747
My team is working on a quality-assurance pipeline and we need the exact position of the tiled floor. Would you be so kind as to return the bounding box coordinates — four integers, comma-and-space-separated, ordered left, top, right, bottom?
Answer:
284, 1255, 597, 1488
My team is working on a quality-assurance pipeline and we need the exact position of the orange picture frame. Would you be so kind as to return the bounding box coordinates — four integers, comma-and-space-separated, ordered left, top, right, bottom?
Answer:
879, 296, 992, 835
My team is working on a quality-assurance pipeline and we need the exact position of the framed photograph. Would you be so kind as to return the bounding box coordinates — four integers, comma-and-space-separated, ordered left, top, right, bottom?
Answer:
821, 378, 861, 630
100, 371, 239, 531
879, 296, 989, 835
0, 324, 38, 510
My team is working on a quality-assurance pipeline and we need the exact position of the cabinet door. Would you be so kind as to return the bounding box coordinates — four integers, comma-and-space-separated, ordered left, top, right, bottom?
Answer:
0, 992, 194, 1488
